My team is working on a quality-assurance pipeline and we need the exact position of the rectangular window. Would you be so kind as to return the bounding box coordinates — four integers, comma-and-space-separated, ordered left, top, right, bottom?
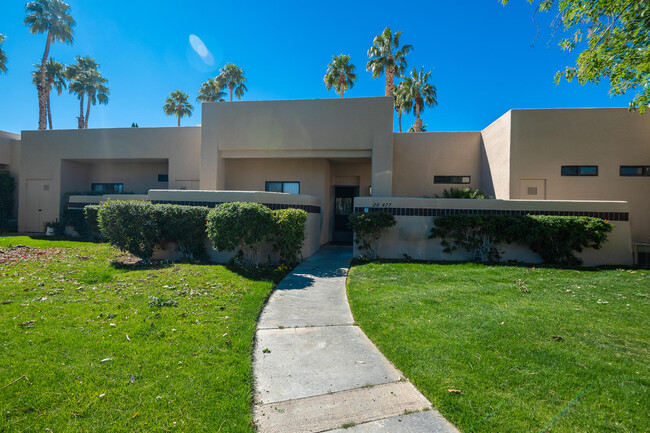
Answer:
265, 181, 300, 194
158, 174, 169, 182
561, 166, 598, 176
91, 183, 123, 193
434, 175, 471, 184
620, 166, 650, 176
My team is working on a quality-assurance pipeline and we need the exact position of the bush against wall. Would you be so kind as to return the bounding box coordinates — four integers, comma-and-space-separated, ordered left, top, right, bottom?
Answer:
348, 211, 396, 259
435, 188, 493, 199
84, 205, 102, 240
430, 214, 613, 265
155, 204, 210, 261
272, 208, 307, 265
99, 201, 161, 262
207, 202, 275, 267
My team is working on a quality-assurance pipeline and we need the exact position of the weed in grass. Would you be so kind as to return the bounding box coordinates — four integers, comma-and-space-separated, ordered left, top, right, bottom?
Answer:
148, 295, 178, 308
341, 421, 357, 429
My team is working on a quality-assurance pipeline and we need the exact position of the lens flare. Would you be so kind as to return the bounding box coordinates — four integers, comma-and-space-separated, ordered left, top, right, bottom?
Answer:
189, 34, 214, 65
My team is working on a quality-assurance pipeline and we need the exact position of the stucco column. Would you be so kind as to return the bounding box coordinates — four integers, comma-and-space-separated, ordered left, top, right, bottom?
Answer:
371, 132, 393, 197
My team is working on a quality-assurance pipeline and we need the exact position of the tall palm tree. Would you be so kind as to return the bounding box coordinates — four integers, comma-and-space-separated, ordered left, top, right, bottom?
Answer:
366, 27, 412, 97
32, 58, 66, 129
401, 67, 437, 133
394, 80, 410, 133
324, 54, 357, 98
66, 56, 108, 129
0, 34, 7, 74
197, 78, 226, 102
164, 90, 194, 127
216, 63, 247, 101
24, 0, 75, 130
82, 69, 109, 128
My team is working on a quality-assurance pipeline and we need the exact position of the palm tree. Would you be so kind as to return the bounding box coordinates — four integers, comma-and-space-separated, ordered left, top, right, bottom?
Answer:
197, 78, 226, 102
32, 58, 66, 129
66, 56, 109, 129
164, 90, 194, 127
216, 63, 247, 101
366, 27, 412, 97
0, 34, 7, 74
82, 69, 109, 128
394, 80, 410, 133
24, 0, 75, 130
401, 67, 437, 133
324, 54, 357, 98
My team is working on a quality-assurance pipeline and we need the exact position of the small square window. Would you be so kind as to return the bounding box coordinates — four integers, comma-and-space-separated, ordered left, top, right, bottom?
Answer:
158, 174, 169, 182
527, 187, 538, 195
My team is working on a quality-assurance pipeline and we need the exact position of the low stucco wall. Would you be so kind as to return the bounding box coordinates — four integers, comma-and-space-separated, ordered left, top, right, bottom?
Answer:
67, 194, 149, 207
354, 197, 633, 266
147, 190, 321, 263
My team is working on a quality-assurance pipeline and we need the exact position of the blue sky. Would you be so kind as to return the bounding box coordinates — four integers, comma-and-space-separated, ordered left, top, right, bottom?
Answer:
0, 0, 629, 133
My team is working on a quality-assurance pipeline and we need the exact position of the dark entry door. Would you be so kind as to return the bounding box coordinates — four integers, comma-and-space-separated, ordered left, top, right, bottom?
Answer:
332, 186, 358, 244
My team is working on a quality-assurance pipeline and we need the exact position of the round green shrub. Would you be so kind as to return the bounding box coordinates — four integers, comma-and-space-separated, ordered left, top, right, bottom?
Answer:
272, 208, 307, 265
98, 201, 160, 262
154, 204, 210, 261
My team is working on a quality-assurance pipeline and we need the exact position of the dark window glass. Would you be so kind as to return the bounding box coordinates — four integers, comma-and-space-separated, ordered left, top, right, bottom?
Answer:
434, 176, 471, 184
265, 181, 300, 194
620, 166, 650, 176
91, 183, 124, 193
561, 166, 598, 176
158, 174, 169, 182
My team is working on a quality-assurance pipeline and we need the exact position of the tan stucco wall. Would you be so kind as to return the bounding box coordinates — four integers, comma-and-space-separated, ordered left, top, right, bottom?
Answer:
392, 132, 482, 197
480, 111, 512, 199
19, 127, 200, 232
355, 197, 633, 266
200, 97, 393, 195
509, 108, 650, 243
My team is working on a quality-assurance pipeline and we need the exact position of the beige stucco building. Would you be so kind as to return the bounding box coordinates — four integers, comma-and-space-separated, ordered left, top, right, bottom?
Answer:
1, 97, 648, 262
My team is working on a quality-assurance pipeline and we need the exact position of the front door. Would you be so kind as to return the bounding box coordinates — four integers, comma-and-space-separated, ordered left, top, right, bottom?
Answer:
25, 179, 52, 232
332, 186, 358, 244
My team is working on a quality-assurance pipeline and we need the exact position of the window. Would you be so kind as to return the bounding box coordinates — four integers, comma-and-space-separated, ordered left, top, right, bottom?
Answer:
91, 183, 123, 193
265, 181, 300, 194
434, 175, 471, 184
158, 174, 169, 182
620, 166, 650, 176
561, 166, 598, 176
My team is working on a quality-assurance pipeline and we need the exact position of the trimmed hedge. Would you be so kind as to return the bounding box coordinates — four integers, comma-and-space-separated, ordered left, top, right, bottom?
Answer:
84, 205, 102, 240
430, 214, 613, 265
206, 202, 275, 266
348, 211, 396, 259
272, 208, 308, 265
155, 204, 210, 261
99, 201, 161, 262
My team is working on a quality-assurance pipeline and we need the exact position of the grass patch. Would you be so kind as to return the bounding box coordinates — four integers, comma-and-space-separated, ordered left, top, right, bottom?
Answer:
347, 261, 649, 432
0, 237, 286, 432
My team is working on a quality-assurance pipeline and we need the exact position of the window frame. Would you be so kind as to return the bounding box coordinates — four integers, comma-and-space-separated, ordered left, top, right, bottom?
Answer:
91, 183, 124, 194
433, 175, 471, 184
157, 174, 169, 182
620, 166, 650, 176
561, 166, 598, 177
265, 181, 300, 194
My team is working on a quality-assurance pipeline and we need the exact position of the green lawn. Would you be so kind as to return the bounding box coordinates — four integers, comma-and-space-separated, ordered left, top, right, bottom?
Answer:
0, 237, 285, 432
347, 261, 649, 433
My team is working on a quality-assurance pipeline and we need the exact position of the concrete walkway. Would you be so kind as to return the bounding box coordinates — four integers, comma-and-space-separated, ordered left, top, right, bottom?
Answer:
252, 246, 459, 433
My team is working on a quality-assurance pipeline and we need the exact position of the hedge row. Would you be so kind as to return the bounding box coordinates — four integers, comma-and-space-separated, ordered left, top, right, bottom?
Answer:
94, 201, 307, 265
430, 214, 613, 265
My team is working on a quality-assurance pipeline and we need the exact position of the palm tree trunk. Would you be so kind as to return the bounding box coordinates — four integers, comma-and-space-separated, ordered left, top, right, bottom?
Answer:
47, 91, 53, 130
78, 92, 85, 129
339, 73, 345, 98
398, 110, 403, 133
385, 65, 395, 97
415, 104, 422, 133
37, 34, 52, 130
229, 85, 234, 102
177, 114, 181, 127
85, 93, 92, 129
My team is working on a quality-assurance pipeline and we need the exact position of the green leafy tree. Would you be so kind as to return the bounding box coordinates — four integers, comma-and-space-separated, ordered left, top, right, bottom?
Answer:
216, 63, 247, 101
324, 54, 357, 98
401, 67, 437, 132
502, 0, 650, 113
0, 34, 7, 74
366, 27, 412, 96
163, 90, 194, 127
24, 0, 75, 130
32, 58, 66, 129
197, 78, 226, 102
66, 56, 109, 129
